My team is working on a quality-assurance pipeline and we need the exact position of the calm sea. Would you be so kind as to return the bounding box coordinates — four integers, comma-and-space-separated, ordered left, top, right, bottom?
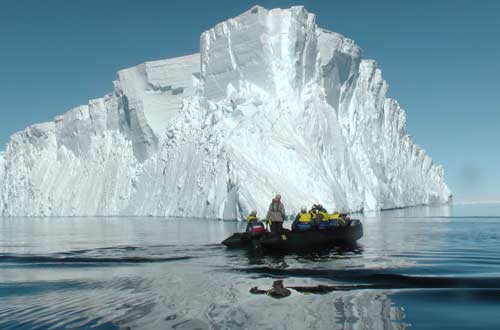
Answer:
1, 203, 499, 329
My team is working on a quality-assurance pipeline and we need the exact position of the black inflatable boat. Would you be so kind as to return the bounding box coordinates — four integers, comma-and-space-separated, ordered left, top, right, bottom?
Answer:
222, 219, 363, 251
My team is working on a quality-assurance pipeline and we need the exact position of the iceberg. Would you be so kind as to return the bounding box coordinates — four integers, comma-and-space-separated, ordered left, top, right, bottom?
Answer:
0, 6, 451, 218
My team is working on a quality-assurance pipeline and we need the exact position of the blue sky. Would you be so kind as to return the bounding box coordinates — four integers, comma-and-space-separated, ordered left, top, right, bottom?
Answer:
1, 0, 499, 199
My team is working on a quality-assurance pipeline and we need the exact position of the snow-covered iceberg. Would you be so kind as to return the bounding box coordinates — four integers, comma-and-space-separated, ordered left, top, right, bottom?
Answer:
0, 6, 451, 218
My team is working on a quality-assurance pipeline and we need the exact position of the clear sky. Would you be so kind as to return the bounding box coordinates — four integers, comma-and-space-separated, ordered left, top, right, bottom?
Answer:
1, 0, 499, 200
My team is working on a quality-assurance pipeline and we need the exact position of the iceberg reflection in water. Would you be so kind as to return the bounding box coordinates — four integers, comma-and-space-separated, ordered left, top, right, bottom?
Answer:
1, 204, 500, 329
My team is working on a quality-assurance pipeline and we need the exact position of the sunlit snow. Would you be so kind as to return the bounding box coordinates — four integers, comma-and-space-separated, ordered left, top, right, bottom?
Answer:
0, 6, 450, 217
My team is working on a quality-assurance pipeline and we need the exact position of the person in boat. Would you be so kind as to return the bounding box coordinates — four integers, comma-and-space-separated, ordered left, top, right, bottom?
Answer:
328, 211, 349, 226
292, 206, 314, 231
317, 209, 333, 230
246, 210, 266, 236
310, 204, 330, 229
316, 210, 342, 229
317, 204, 329, 221
313, 204, 327, 213
308, 206, 318, 228
266, 194, 286, 234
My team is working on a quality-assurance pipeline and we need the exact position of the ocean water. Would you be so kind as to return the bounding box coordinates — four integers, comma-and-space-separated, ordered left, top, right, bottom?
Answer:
1, 204, 500, 330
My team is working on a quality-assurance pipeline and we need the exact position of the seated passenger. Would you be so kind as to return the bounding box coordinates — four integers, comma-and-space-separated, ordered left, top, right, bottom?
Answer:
317, 211, 332, 230
246, 210, 266, 235
246, 210, 259, 223
328, 211, 350, 226
292, 206, 313, 231
338, 212, 350, 226
327, 211, 341, 227
310, 204, 330, 230
310, 207, 318, 221
330, 211, 340, 219
315, 204, 328, 213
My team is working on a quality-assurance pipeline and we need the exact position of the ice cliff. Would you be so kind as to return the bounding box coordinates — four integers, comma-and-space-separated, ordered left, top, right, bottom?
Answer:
0, 6, 451, 218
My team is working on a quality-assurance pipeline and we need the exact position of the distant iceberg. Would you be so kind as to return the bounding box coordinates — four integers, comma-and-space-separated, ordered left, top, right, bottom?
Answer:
0, 6, 451, 218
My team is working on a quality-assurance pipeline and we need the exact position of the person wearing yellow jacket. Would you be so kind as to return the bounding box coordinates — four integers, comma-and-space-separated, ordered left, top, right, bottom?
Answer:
327, 211, 347, 227
246, 210, 266, 235
317, 210, 331, 229
292, 207, 314, 231
308, 204, 329, 229
246, 210, 259, 223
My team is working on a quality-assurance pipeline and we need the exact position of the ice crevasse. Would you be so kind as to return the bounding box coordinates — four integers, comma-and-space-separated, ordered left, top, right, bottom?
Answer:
0, 6, 451, 218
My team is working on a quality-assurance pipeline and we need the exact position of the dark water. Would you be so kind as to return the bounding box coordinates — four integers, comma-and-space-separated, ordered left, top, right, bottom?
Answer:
1, 204, 500, 329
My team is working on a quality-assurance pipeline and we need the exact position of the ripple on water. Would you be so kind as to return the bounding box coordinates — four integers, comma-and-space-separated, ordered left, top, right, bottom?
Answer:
0, 209, 500, 329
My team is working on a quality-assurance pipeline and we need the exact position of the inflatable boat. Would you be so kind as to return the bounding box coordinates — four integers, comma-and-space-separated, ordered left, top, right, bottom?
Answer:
221, 219, 363, 251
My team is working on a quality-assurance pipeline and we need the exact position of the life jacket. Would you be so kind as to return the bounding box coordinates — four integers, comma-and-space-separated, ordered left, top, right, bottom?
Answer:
250, 224, 265, 233
247, 215, 258, 222
295, 212, 312, 231
329, 212, 340, 220
331, 212, 347, 225
318, 211, 329, 221
247, 221, 266, 234
318, 211, 332, 229
298, 212, 312, 223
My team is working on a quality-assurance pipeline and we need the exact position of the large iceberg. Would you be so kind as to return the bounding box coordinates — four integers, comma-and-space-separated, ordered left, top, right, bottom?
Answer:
0, 6, 450, 218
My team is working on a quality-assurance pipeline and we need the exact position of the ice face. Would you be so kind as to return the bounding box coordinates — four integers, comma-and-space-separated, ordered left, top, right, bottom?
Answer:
0, 6, 451, 218
200, 6, 318, 101
114, 53, 201, 161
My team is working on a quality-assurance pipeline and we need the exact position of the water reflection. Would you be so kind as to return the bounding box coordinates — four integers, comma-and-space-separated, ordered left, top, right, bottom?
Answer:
333, 291, 408, 330
358, 204, 453, 271
2, 204, 500, 329
0, 217, 241, 254
243, 243, 363, 268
